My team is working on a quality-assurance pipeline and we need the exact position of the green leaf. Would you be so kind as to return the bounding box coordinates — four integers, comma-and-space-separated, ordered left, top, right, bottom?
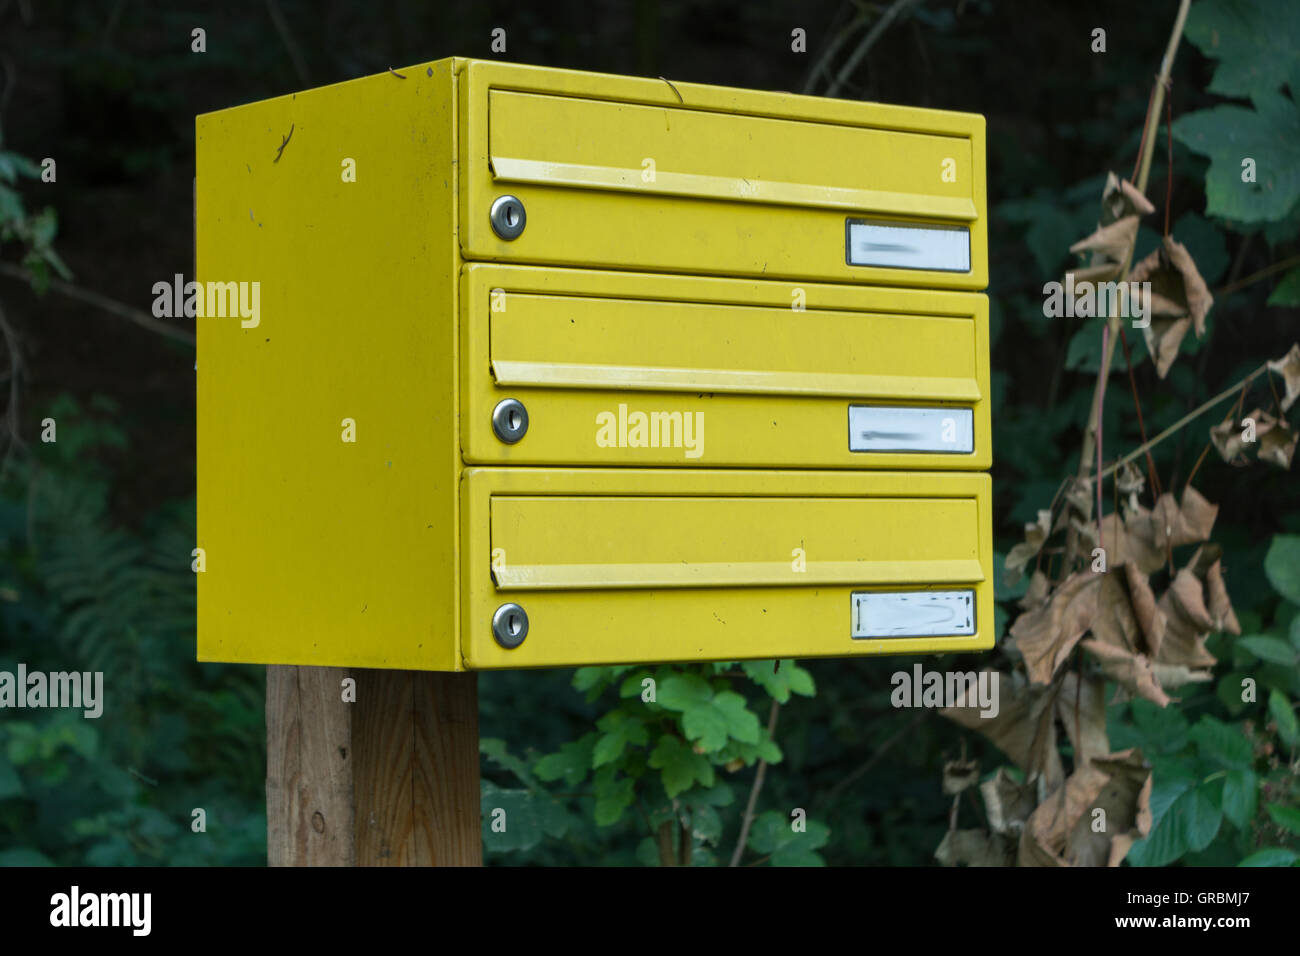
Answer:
680, 781, 736, 809
480, 781, 548, 852
747, 810, 830, 866
712, 691, 761, 744
593, 768, 636, 827
0, 757, 23, 799
1129, 780, 1223, 866
592, 710, 649, 767
1269, 688, 1299, 746
1238, 635, 1299, 666
1239, 848, 1299, 867
657, 673, 714, 713
741, 659, 815, 702
1267, 803, 1300, 836
1189, 715, 1253, 770
480, 736, 537, 787
1173, 94, 1300, 225
1184, 0, 1300, 100
1221, 769, 1257, 829
1130, 698, 1191, 754
1269, 267, 1300, 306
648, 736, 715, 798
1265, 535, 1300, 605
534, 734, 596, 787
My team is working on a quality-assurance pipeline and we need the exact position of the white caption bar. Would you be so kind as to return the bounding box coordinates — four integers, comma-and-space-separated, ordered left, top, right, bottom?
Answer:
847, 220, 971, 272
851, 590, 976, 639
848, 405, 974, 454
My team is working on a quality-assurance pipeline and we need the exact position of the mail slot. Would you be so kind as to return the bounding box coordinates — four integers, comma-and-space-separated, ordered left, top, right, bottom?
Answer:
462, 264, 991, 469
196, 58, 993, 671
459, 61, 987, 289
463, 468, 992, 668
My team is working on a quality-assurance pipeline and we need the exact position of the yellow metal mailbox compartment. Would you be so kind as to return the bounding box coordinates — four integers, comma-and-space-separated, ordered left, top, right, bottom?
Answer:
462, 468, 993, 669
463, 264, 991, 470
195, 58, 993, 671
459, 61, 987, 290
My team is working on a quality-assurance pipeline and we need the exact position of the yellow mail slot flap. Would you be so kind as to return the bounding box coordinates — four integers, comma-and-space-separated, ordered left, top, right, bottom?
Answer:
490, 295, 979, 400
462, 468, 994, 669
459, 61, 988, 289
488, 91, 977, 221
462, 265, 991, 470
490, 495, 982, 590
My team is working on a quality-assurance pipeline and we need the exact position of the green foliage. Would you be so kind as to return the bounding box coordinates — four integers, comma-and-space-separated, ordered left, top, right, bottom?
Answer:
1174, 0, 1300, 225
1116, 534, 1300, 868
514, 660, 817, 864
0, 396, 265, 865
0, 146, 71, 292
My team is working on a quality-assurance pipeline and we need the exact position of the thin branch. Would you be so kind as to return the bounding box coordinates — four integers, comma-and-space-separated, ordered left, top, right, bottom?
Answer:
0, 263, 195, 346
823, 0, 925, 99
802, 6, 868, 95
1066, 0, 1191, 567
1215, 252, 1300, 299
1098, 362, 1270, 482
729, 699, 780, 866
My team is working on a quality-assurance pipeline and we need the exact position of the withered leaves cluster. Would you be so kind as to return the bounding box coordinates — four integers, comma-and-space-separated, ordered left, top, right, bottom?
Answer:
937, 487, 1241, 867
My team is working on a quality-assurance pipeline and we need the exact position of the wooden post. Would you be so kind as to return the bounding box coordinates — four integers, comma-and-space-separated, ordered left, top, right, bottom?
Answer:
267, 666, 481, 866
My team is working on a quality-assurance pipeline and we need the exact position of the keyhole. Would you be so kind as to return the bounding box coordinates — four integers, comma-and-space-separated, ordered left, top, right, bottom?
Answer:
508, 409, 521, 431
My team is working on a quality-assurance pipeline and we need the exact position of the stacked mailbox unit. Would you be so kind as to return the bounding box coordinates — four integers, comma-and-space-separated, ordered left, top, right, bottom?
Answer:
195, 59, 992, 671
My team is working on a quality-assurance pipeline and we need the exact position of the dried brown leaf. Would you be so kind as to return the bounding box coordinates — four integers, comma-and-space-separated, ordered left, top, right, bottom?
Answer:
1102, 171, 1157, 222
1267, 343, 1300, 413
1010, 571, 1103, 684
1258, 417, 1297, 469
1067, 749, 1152, 867
1081, 639, 1171, 707
1005, 509, 1053, 587
980, 768, 1037, 836
942, 671, 1063, 789
1017, 764, 1110, 866
1069, 215, 1140, 264
1019, 570, 1051, 610
943, 759, 980, 796
1057, 673, 1110, 771
1206, 560, 1241, 636
1129, 234, 1214, 335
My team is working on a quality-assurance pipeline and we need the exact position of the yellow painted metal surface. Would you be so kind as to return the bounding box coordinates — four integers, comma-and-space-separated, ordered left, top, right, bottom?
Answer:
463, 469, 993, 669
459, 60, 986, 288
196, 61, 462, 670
462, 264, 991, 470
196, 57, 993, 671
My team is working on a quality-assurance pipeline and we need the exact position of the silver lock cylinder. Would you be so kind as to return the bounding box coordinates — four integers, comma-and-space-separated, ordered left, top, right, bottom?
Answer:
489, 195, 526, 240
492, 603, 529, 649
492, 398, 528, 443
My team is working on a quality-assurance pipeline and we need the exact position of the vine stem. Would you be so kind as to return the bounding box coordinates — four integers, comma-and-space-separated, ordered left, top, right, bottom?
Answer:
1065, 0, 1192, 568
1097, 362, 1270, 482
728, 699, 780, 866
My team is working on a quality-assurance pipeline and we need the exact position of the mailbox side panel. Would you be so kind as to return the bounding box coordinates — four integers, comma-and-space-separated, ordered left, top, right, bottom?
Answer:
196, 60, 463, 670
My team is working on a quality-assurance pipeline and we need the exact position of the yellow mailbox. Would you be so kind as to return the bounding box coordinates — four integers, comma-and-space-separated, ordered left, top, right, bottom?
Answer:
195, 58, 992, 671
